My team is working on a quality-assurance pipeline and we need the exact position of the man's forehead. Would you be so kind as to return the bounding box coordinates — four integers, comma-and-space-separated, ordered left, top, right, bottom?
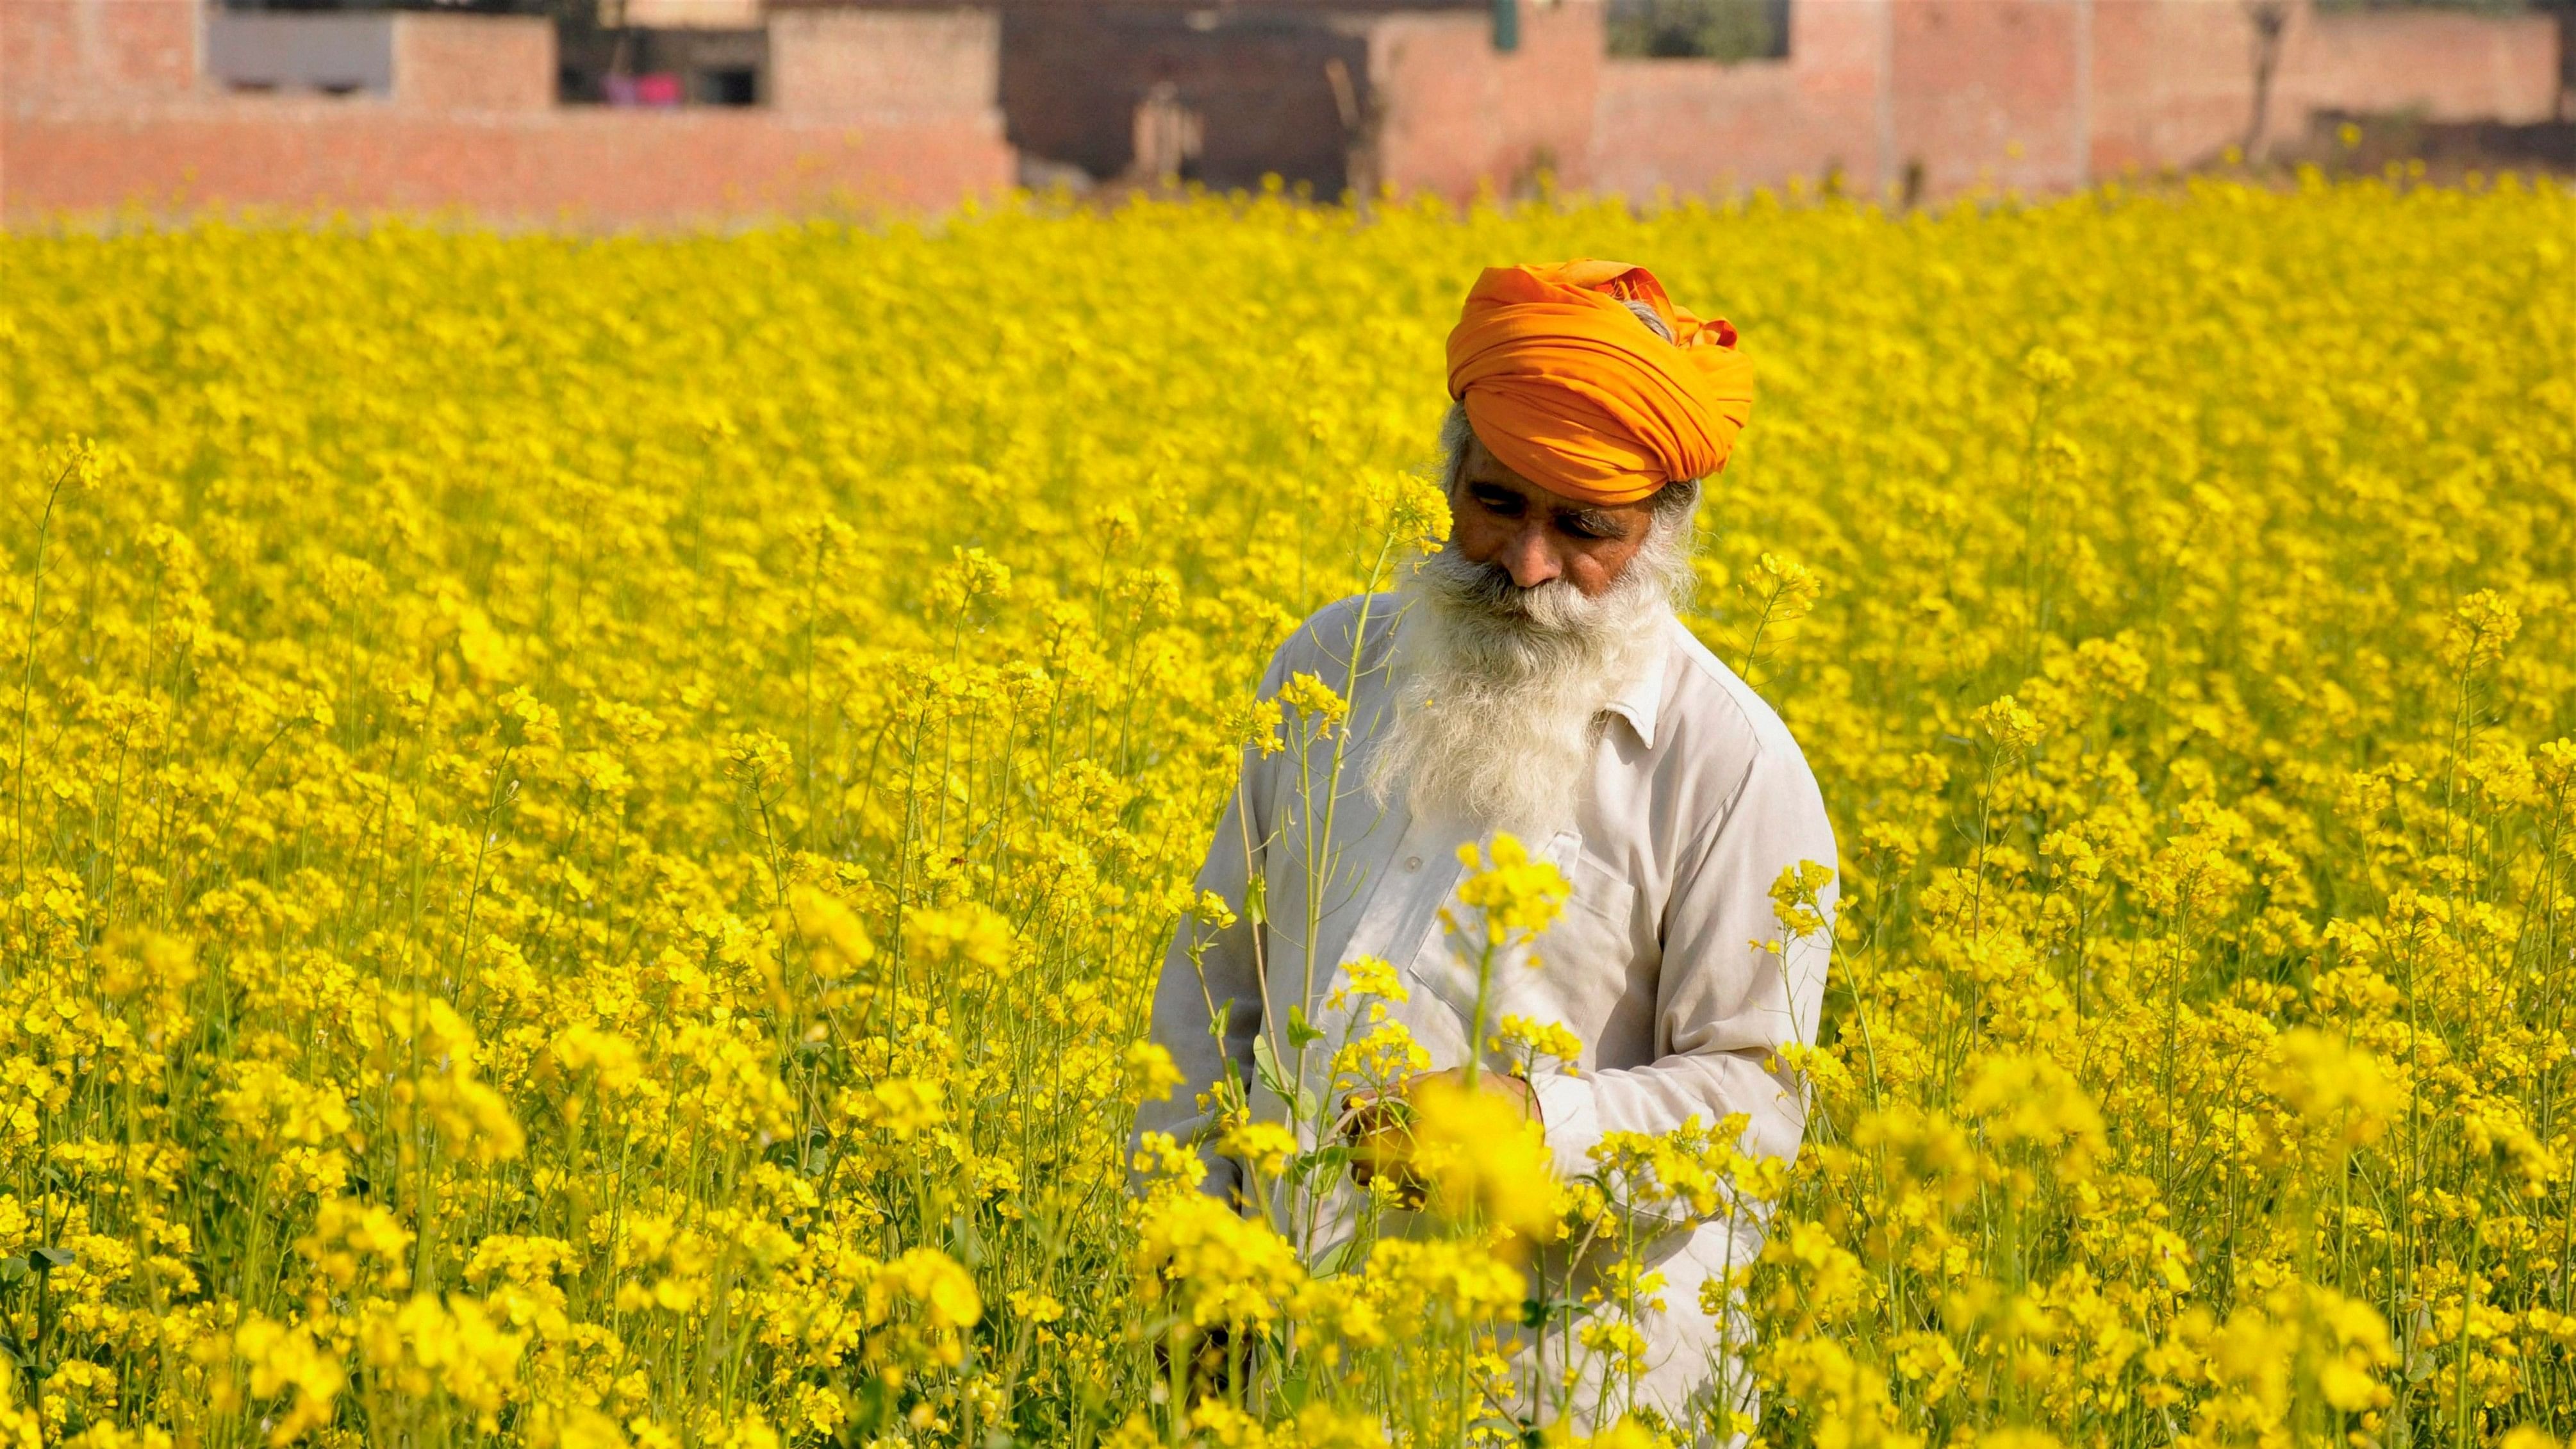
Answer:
1460, 440, 1640, 522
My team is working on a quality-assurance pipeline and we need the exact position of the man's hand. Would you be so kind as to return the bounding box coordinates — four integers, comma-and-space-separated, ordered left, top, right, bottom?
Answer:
1341, 1069, 1537, 1198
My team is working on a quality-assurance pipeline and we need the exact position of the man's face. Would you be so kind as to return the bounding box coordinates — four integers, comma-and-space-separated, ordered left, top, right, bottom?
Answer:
1448, 429, 1659, 598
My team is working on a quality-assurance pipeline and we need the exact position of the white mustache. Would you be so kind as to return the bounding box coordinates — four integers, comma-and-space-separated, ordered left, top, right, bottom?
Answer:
1415, 552, 1588, 630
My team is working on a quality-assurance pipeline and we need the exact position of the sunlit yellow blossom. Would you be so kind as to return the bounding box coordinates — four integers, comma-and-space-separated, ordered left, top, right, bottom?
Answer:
1493, 1014, 1581, 1073
1132, 1193, 1305, 1329
1407, 1075, 1556, 1243
1219, 1119, 1300, 1177
1278, 672, 1351, 731
1451, 833, 1571, 948
225, 1314, 345, 1445
360, 1293, 527, 1423
2266, 1027, 2403, 1154
3, 179, 2569, 1448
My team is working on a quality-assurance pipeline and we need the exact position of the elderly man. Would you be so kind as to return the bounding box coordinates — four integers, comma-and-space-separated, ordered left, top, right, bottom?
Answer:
1137, 260, 1837, 1438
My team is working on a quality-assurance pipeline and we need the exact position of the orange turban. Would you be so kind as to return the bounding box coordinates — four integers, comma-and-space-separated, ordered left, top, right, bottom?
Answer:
1444, 260, 1754, 506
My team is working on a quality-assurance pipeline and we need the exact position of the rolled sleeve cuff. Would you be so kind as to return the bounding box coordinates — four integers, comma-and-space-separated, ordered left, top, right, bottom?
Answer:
1530, 1072, 1602, 1181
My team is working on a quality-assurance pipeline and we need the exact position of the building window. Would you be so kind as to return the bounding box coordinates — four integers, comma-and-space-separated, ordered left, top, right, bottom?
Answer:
695, 67, 758, 105
1605, 0, 1789, 61
557, 22, 768, 106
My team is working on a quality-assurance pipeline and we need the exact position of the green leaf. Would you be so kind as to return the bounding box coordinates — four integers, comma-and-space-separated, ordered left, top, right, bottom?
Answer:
1307, 1236, 1369, 1279
1250, 1034, 1320, 1125
850, 1376, 892, 1434
1294, 1145, 1348, 1177
1284, 1006, 1323, 1050
1520, 1295, 1583, 1329
946, 1214, 987, 1270
1270, 1366, 1317, 1409
1252, 1032, 1288, 1099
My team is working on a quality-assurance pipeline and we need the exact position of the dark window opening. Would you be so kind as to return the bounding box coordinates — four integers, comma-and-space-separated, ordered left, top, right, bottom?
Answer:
556, 26, 767, 106
1605, 0, 1790, 61
998, 8, 1368, 195
696, 66, 757, 106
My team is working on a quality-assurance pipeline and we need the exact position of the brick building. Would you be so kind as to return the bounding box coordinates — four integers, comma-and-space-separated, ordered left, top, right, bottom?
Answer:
1, 0, 1016, 222
1, 0, 2563, 225
981, 0, 2561, 201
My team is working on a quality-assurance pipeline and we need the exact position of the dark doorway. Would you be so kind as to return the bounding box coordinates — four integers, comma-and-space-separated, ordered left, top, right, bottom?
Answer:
697, 65, 759, 104
1000, 5, 1373, 194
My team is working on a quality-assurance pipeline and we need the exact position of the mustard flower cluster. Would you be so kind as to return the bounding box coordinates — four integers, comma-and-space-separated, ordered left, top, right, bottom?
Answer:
2, 172, 2573, 1447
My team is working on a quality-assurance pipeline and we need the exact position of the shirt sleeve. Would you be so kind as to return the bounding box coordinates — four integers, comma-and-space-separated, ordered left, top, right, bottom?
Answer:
1527, 739, 1838, 1198
1130, 643, 1294, 1206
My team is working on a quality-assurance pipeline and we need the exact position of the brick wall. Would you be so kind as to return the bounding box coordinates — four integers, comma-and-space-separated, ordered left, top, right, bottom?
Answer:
392, 13, 554, 112
2091, 1, 2562, 175
1, 0, 1011, 224
7, 104, 1011, 222
2087, 0, 2268, 176
2281, 4, 2561, 128
1583, 0, 2564, 204
1888, 0, 2089, 195
3, 0, 2563, 224
4, 0, 197, 102
772, 7, 998, 118
1589, 0, 1889, 197
1368, 0, 1603, 199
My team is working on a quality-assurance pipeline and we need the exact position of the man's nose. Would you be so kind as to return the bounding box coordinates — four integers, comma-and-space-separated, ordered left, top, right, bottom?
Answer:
1499, 524, 1561, 590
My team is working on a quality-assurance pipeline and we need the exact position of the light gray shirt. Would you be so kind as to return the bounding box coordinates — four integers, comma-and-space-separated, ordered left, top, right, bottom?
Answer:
1137, 592, 1838, 1430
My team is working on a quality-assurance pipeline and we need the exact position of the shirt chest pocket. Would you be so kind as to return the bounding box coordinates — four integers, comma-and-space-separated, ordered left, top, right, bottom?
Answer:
1536, 839, 1643, 981
1399, 832, 1644, 1056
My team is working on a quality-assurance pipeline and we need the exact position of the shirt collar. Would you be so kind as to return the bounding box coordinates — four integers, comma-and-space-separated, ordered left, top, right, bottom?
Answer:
1601, 635, 1669, 750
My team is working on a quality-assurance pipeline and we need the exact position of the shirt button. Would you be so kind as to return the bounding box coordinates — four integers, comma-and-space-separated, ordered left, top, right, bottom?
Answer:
1403, 856, 1423, 872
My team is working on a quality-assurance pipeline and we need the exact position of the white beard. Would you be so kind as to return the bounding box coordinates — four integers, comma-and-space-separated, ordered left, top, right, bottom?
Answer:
1368, 529, 1689, 840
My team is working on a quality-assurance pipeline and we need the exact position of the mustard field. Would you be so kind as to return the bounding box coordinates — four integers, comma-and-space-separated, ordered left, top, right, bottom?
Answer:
3, 178, 2574, 1449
